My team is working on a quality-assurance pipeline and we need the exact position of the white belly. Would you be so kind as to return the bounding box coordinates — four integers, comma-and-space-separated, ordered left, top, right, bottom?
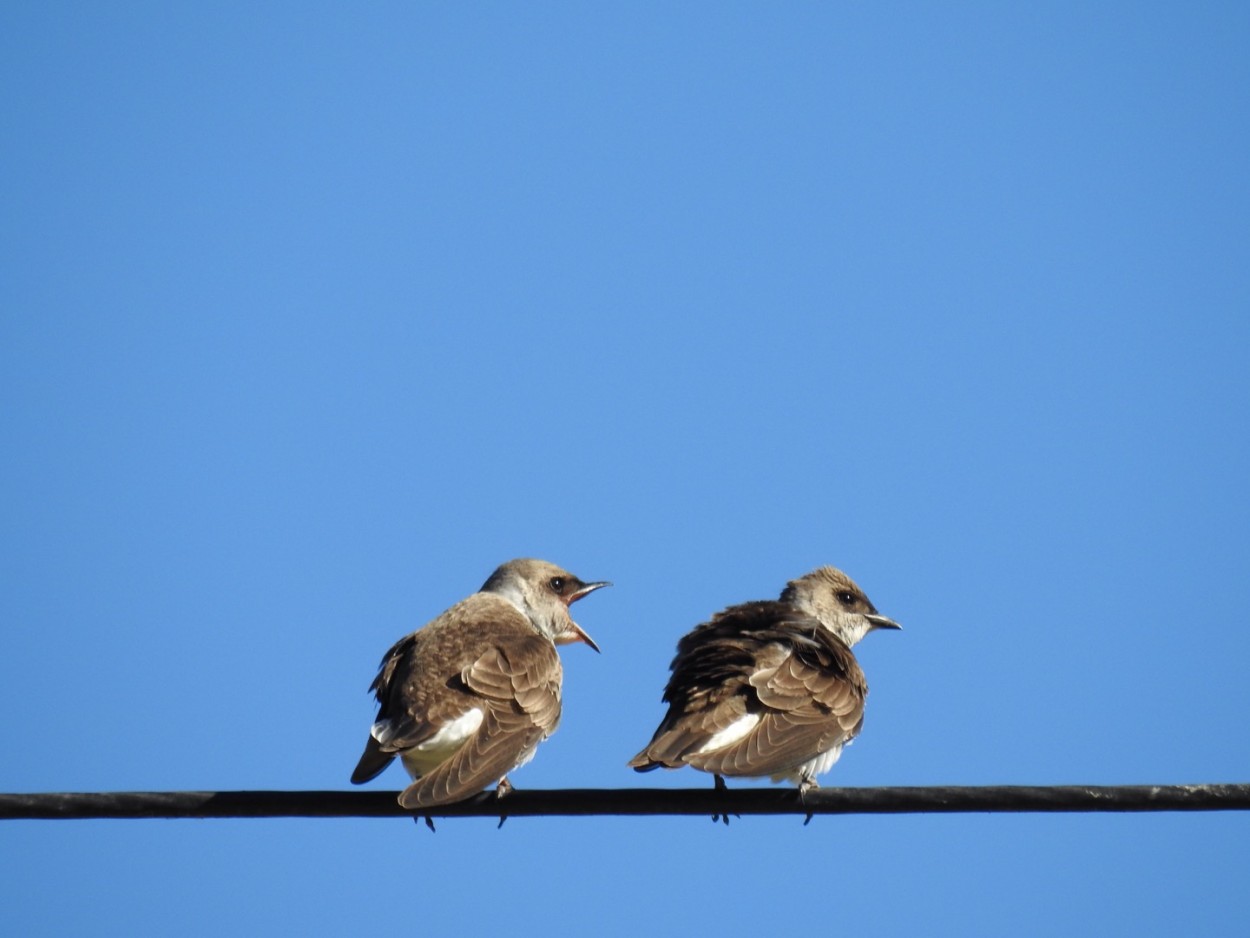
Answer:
384, 708, 484, 779
771, 743, 845, 784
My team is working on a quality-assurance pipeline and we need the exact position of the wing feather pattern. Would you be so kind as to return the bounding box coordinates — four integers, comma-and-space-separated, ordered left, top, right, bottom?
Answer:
352, 593, 565, 805
397, 635, 563, 809
629, 600, 868, 780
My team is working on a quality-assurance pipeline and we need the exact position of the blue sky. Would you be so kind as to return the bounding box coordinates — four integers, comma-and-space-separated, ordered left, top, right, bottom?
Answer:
3, 2, 1248, 935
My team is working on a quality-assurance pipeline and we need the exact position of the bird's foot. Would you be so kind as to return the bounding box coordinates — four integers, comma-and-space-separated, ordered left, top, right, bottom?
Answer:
495, 776, 513, 828
799, 776, 820, 825
411, 815, 436, 832
711, 775, 737, 825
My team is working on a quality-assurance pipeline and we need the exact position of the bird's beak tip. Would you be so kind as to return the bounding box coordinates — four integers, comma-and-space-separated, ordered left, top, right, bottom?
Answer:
558, 620, 602, 653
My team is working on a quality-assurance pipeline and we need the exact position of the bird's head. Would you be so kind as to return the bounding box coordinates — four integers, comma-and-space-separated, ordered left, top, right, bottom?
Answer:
780, 565, 901, 647
481, 558, 609, 651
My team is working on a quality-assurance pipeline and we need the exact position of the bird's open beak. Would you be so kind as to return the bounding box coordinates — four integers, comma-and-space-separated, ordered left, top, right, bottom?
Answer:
557, 620, 601, 653
866, 613, 902, 631
558, 580, 610, 653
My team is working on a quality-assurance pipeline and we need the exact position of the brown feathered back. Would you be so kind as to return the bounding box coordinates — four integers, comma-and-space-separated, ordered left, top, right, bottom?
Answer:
349, 593, 564, 804
629, 600, 867, 780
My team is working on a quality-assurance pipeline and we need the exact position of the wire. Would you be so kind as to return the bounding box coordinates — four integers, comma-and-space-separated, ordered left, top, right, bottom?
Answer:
3, 783, 1249, 821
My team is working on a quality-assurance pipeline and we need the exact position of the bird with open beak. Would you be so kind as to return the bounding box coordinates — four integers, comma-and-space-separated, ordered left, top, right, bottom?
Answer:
351, 558, 608, 810
629, 565, 900, 794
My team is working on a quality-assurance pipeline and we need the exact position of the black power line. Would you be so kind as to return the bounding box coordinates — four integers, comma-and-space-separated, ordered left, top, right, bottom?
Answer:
3, 783, 1249, 821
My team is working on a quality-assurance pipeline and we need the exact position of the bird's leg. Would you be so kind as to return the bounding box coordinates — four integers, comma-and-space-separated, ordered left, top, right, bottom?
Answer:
799, 775, 820, 826
712, 774, 732, 826
495, 775, 513, 829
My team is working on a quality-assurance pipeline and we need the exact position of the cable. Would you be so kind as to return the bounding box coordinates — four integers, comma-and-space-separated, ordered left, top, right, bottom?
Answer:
3, 783, 1248, 821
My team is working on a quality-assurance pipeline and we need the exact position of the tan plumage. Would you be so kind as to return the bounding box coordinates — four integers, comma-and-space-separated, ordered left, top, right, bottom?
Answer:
629, 566, 900, 789
351, 558, 607, 809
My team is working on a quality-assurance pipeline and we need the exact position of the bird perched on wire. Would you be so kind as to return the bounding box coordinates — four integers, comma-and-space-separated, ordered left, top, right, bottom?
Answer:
351, 558, 608, 812
628, 566, 900, 797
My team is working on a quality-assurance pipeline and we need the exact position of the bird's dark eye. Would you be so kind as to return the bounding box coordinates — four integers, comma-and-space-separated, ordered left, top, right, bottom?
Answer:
837, 591, 857, 607
549, 577, 566, 594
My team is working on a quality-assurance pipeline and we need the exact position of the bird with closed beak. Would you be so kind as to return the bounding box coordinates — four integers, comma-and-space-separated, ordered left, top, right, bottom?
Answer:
629, 565, 900, 793
351, 558, 609, 810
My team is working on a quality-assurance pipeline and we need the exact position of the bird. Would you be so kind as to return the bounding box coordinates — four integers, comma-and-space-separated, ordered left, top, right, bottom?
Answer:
628, 565, 900, 795
351, 558, 609, 811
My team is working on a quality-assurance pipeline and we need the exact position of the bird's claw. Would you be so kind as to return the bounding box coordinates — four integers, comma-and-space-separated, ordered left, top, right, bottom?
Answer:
799, 776, 818, 826
711, 775, 737, 825
496, 777, 513, 828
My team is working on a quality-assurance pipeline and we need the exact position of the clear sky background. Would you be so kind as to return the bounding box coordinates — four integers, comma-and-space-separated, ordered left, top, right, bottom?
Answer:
3, 3, 1248, 935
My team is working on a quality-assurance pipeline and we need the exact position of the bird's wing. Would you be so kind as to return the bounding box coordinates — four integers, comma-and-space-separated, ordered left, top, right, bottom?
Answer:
397, 635, 563, 809
630, 601, 870, 778
627, 688, 753, 770
629, 605, 765, 769
351, 595, 543, 786
682, 635, 867, 778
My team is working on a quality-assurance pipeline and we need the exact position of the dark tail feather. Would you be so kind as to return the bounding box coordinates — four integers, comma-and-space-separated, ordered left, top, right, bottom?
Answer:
350, 735, 395, 785
626, 746, 666, 772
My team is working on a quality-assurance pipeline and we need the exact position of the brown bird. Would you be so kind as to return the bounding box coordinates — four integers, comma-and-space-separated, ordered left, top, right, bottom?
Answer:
628, 565, 900, 792
351, 558, 608, 810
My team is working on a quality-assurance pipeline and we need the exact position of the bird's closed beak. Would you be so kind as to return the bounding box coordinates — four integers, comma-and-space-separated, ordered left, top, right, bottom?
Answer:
558, 580, 610, 653
865, 613, 902, 631
571, 580, 611, 603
